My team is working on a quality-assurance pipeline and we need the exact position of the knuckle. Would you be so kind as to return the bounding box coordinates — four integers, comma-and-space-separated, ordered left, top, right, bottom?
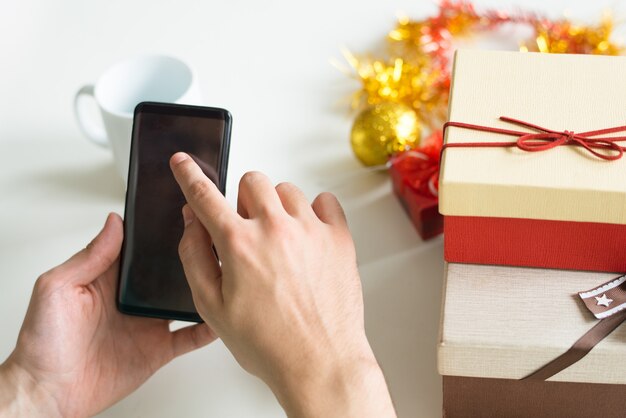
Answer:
265, 214, 292, 234
188, 179, 210, 202
92, 246, 116, 268
270, 224, 303, 253
240, 171, 266, 187
301, 216, 321, 234
220, 210, 238, 227
34, 270, 59, 292
219, 219, 240, 243
275, 181, 297, 193
85, 239, 96, 251
256, 204, 281, 220
176, 156, 196, 176
225, 230, 250, 257
317, 191, 339, 204
178, 236, 196, 262
84, 242, 116, 270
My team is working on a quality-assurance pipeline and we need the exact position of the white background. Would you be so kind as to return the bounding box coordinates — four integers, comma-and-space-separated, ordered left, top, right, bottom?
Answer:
1, 0, 624, 417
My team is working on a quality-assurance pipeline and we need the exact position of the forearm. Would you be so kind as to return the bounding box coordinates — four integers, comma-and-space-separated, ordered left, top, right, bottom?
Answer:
0, 359, 61, 418
273, 353, 396, 418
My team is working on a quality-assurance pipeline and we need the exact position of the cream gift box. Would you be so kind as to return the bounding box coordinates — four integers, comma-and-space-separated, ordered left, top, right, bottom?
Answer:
438, 262, 626, 418
439, 49, 626, 273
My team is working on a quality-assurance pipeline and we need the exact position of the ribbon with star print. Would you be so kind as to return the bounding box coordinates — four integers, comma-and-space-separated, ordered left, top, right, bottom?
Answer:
523, 274, 626, 381
579, 275, 626, 319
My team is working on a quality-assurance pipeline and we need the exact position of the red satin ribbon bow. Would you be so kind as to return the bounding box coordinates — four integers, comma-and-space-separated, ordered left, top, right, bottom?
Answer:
390, 131, 443, 198
442, 117, 626, 161
389, 150, 440, 198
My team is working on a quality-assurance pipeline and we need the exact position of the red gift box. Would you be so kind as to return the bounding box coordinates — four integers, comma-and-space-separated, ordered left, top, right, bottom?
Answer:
444, 216, 626, 273
389, 133, 444, 240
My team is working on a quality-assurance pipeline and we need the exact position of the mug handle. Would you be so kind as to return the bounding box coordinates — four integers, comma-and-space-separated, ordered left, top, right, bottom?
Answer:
73, 85, 109, 147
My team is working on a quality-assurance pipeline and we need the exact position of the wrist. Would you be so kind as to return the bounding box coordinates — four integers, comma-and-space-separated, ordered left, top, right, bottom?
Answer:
272, 347, 396, 418
0, 358, 62, 418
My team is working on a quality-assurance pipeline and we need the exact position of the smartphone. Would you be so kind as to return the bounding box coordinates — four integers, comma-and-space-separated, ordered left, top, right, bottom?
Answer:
117, 102, 232, 322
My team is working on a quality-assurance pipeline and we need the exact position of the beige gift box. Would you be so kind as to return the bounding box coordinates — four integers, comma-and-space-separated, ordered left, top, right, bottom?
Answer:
438, 263, 626, 417
438, 262, 626, 383
440, 49, 626, 224
439, 50, 626, 273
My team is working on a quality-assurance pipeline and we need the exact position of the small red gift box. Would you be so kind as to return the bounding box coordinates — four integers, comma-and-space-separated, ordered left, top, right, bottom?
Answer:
389, 133, 444, 240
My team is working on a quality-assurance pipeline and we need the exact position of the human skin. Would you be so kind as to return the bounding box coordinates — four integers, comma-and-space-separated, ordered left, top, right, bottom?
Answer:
0, 155, 396, 418
171, 152, 396, 418
0, 214, 216, 418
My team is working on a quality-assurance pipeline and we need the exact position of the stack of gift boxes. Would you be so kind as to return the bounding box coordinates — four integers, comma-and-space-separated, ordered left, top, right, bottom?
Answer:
437, 50, 626, 417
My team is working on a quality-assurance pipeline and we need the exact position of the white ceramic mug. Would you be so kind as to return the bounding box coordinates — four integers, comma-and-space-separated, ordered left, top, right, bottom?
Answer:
74, 55, 203, 181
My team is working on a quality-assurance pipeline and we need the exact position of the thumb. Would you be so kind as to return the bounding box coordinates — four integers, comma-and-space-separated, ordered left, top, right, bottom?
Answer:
48, 213, 124, 287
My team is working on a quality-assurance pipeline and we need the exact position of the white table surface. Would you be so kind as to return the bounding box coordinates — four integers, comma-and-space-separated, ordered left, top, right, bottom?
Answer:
1, 1, 622, 416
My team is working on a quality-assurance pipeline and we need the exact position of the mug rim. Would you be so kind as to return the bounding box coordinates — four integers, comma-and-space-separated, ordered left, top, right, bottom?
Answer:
93, 54, 195, 118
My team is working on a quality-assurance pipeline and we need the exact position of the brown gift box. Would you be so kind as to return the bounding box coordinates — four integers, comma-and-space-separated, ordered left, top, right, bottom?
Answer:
443, 376, 626, 418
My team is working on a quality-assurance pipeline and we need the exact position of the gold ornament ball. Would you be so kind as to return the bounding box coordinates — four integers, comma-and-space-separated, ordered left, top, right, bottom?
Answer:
350, 103, 421, 166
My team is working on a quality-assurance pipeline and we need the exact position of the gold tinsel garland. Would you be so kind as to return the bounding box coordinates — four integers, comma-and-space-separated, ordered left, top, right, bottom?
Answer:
346, 0, 623, 166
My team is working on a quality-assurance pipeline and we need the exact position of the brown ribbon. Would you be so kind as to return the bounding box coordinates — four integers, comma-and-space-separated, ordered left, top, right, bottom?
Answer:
523, 274, 626, 380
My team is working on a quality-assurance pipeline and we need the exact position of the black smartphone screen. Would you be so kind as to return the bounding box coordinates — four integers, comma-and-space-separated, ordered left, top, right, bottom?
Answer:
117, 102, 231, 322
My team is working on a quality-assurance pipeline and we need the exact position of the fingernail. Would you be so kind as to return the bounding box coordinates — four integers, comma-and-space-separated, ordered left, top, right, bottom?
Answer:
182, 205, 195, 226
171, 152, 190, 167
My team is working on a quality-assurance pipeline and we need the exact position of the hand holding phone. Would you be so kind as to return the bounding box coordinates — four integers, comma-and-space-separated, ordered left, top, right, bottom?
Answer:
117, 102, 232, 322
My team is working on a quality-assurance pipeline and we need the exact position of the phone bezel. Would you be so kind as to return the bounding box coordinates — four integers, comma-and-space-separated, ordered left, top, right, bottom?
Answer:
116, 101, 232, 323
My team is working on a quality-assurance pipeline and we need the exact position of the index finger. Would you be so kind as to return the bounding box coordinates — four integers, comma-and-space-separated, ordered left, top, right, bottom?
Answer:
170, 152, 238, 242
